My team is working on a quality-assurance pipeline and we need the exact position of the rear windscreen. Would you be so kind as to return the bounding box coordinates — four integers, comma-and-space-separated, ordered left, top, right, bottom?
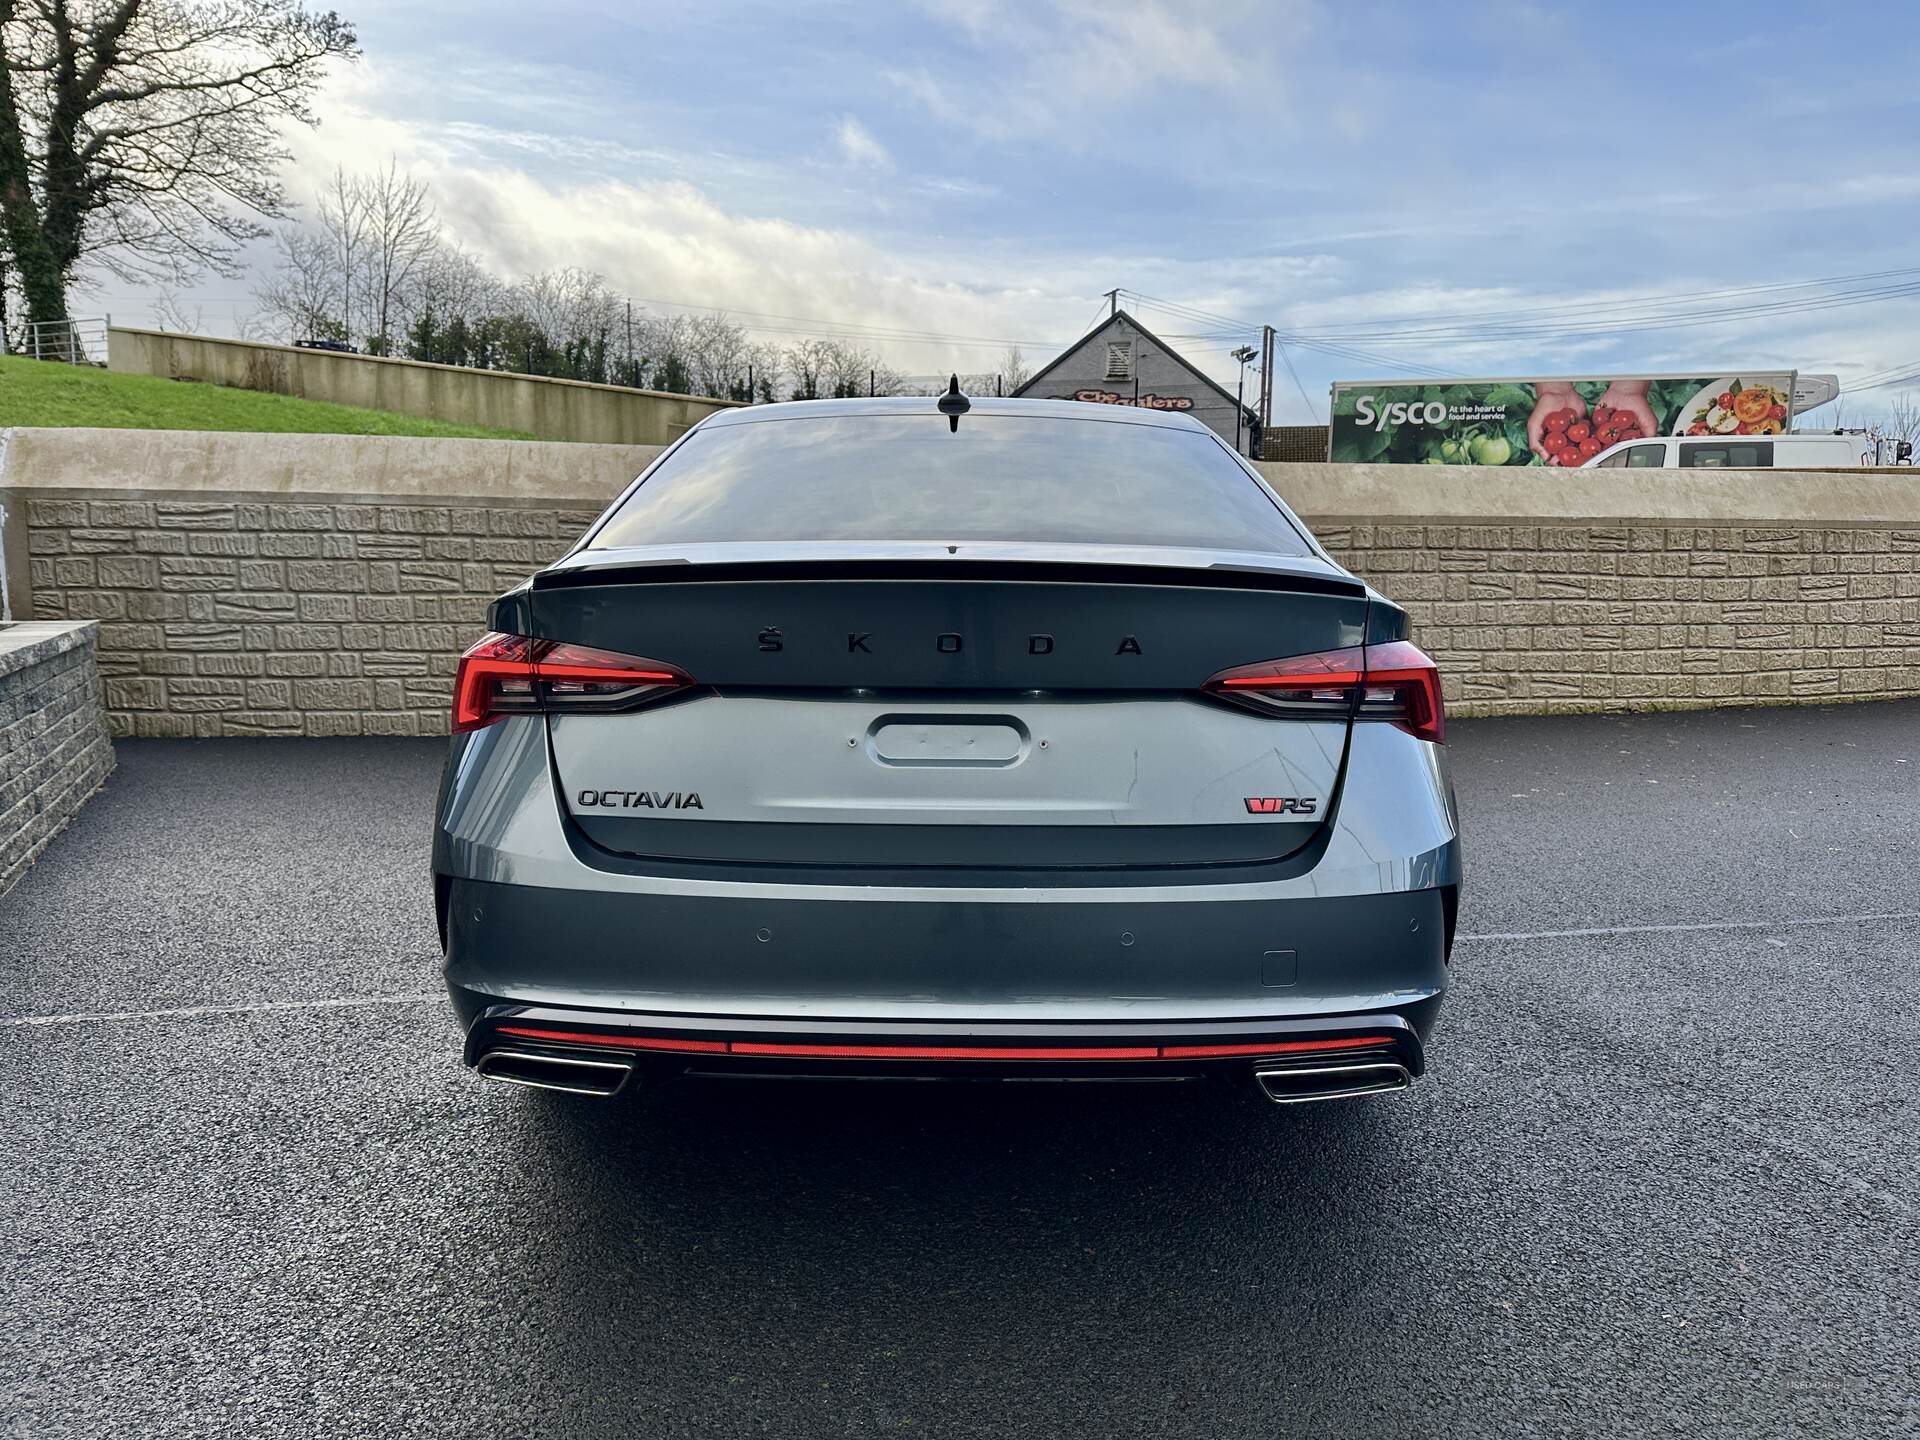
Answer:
588, 413, 1311, 555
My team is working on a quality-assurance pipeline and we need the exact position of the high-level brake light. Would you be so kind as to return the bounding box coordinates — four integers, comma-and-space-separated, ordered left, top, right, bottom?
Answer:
1204, 640, 1445, 743
452, 632, 691, 733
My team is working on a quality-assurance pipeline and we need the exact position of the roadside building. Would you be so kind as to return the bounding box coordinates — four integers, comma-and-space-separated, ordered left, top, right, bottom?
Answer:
1015, 310, 1254, 454
1260, 424, 1330, 462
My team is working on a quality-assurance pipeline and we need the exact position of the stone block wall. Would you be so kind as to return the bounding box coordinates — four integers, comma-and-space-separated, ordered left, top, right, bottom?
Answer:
5, 429, 1920, 732
0, 621, 114, 892
1310, 520, 1920, 715
21, 497, 1920, 730
19, 494, 598, 737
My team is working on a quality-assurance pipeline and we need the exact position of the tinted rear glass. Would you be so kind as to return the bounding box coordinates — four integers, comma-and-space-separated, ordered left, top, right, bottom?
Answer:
589, 414, 1310, 555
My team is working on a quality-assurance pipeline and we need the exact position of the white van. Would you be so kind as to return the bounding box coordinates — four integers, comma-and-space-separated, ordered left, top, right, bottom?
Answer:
1583, 433, 1882, 469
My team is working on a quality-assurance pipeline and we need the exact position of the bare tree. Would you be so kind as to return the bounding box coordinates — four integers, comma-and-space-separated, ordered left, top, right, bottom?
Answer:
520, 266, 615, 345
1887, 391, 1920, 452
258, 160, 450, 351
0, 1, 358, 330
416, 241, 500, 321
314, 166, 368, 342
784, 337, 834, 400
999, 344, 1031, 393
824, 340, 867, 398
685, 311, 751, 399
402, 239, 497, 361
254, 222, 342, 341
743, 340, 781, 402
357, 159, 435, 354
149, 285, 199, 331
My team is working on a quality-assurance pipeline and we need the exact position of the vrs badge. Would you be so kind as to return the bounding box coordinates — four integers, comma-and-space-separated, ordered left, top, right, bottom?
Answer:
1243, 797, 1318, 815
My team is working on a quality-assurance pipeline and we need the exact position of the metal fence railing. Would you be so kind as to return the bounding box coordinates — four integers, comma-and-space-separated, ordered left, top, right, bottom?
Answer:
16, 317, 108, 365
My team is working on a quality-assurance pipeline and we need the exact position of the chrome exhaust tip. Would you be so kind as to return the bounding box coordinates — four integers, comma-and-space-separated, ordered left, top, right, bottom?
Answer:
476, 1047, 634, 1098
1253, 1061, 1413, 1106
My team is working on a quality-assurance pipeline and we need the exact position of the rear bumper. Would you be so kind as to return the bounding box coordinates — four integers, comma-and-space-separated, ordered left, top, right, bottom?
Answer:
459, 998, 1427, 1090
442, 876, 1453, 1036
435, 715, 1461, 1089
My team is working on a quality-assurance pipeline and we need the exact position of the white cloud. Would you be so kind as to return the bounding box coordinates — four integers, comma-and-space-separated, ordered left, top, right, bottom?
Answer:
890, 0, 1311, 141
274, 87, 1090, 366
66, 32, 1920, 432
833, 115, 893, 171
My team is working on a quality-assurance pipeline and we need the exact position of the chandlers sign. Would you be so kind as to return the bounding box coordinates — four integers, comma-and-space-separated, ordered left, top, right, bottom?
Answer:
1069, 388, 1194, 411
1328, 372, 1803, 467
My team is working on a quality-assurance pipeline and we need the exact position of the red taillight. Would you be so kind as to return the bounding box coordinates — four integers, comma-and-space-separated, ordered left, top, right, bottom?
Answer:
1204, 639, 1445, 743
1358, 639, 1445, 744
452, 632, 538, 732
452, 632, 690, 733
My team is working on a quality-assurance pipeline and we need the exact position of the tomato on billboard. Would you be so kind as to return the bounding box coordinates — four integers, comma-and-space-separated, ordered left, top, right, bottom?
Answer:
1328, 374, 1798, 466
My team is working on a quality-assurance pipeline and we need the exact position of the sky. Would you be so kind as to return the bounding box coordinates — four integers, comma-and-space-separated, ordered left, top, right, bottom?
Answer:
76, 0, 1920, 424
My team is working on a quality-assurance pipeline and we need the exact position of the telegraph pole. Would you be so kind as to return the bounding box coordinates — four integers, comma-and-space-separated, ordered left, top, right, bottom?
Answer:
1258, 325, 1275, 433
1104, 288, 1119, 318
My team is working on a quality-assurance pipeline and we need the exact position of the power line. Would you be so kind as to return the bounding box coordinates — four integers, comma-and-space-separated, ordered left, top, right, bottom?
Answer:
621, 293, 1065, 352
1288, 264, 1920, 335
1849, 363, 1920, 393
1124, 266, 1920, 350
1289, 279, 1920, 346
1119, 275, 1920, 375
1273, 337, 1315, 415
1119, 290, 1431, 375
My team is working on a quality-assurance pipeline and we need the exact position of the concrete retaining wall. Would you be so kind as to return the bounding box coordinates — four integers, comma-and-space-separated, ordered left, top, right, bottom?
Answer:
108, 327, 740, 445
0, 620, 114, 893
3, 426, 1918, 733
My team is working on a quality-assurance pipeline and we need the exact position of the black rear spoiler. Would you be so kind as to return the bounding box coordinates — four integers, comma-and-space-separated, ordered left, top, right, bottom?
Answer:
496, 556, 1364, 634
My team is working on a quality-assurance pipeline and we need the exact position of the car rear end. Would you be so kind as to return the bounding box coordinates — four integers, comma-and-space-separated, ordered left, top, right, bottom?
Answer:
433, 399, 1460, 1106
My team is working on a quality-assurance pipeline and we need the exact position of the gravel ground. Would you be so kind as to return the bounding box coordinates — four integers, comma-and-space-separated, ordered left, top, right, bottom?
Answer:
3, 702, 1916, 1439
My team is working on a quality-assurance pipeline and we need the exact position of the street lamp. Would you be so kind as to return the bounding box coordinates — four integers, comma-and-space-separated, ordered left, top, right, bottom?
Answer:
1231, 345, 1258, 454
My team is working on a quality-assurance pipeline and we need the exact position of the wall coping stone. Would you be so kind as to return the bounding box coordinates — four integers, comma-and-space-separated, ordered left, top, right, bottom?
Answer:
1256, 461, 1920, 526
0, 427, 662, 503
0, 619, 98, 681
2, 430, 1914, 525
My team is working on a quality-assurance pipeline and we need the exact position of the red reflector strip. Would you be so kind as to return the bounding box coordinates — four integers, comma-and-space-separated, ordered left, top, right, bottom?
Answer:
493, 1026, 1396, 1063
729, 1041, 1161, 1061
1158, 1036, 1388, 1059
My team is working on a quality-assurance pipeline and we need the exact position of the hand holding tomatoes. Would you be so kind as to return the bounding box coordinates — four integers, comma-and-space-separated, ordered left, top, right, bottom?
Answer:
1529, 380, 1653, 465
1527, 384, 1586, 463
1595, 381, 1658, 445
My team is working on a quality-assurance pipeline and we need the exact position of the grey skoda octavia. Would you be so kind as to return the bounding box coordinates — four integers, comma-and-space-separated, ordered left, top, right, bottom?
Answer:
433, 393, 1460, 1106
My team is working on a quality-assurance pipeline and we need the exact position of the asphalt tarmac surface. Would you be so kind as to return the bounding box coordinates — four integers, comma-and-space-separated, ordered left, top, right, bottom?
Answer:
4, 702, 1916, 1438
